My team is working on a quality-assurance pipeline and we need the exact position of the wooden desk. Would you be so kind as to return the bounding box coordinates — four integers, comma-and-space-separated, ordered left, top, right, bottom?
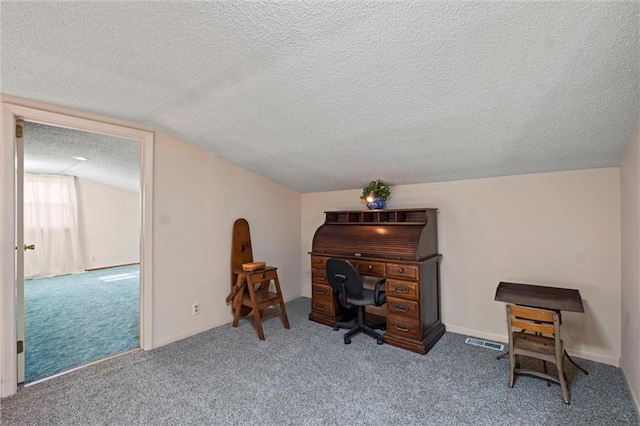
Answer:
309, 208, 445, 355
494, 281, 587, 374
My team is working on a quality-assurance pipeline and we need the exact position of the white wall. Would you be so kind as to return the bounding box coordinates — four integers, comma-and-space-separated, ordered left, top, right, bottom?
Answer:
621, 122, 640, 409
76, 177, 140, 269
302, 168, 621, 365
150, 131, 301, 347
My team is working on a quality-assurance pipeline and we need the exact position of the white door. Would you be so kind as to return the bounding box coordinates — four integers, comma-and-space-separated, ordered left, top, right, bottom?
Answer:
15, 118, 25, 384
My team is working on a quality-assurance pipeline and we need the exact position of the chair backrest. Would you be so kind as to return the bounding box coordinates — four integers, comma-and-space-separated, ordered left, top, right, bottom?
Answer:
326, 258, 364, 296
506, 304, 559, 336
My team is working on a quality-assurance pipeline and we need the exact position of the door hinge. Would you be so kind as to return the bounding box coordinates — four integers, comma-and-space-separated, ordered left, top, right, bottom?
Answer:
15, 123, 23, 139
17, 340, 23, 354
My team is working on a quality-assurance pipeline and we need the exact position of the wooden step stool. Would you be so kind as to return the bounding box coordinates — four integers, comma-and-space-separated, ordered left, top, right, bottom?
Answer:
229, 266, 290, 340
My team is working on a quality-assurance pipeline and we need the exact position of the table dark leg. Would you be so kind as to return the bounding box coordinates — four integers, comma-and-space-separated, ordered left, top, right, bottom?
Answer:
564, 350, 589, 375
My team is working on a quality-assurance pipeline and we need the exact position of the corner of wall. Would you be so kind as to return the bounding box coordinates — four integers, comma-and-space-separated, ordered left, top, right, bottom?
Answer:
621, 361, 640, 419
620, 119, 640, 415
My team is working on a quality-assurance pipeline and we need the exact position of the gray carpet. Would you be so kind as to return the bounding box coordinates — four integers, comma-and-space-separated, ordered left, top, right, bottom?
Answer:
1, 297, 637, 425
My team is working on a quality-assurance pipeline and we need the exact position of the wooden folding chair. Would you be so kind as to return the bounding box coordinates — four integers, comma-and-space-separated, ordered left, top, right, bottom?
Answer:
507, 304, 570, 404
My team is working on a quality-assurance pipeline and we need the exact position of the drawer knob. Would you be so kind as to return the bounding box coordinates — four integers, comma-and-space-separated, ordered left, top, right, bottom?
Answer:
394, 286, 409, 294
261, 273, 266, 279
368, 265, 373, 270
393, 304, 409, 313
394, 324, 410, 333
314, 303, 326, 311
398, 268, 404, 273
316, 288, 327, 295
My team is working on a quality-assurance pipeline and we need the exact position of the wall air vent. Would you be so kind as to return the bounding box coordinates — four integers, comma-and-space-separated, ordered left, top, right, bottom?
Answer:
465, 337, 505, 351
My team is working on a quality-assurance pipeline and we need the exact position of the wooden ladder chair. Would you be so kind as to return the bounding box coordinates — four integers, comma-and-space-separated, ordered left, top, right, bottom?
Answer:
227, 218, 290, 340
228, 266, 290, 340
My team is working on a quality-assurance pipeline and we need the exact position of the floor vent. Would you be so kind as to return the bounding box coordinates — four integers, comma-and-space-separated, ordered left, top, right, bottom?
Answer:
465, 337, 505, 351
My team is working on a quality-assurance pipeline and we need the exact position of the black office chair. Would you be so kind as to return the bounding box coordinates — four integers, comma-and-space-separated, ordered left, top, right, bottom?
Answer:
326, 258, 386, 345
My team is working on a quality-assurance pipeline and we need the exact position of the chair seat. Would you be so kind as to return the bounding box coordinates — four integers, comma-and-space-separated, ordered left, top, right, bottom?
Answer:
346, 288, 386, 306
512, 332, 555, 357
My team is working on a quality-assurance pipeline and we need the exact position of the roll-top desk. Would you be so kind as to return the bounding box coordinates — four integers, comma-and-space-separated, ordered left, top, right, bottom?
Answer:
308, 208, 445, 354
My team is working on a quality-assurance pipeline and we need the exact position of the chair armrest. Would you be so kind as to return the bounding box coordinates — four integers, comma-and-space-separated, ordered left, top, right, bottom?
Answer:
374, 278, 386, 305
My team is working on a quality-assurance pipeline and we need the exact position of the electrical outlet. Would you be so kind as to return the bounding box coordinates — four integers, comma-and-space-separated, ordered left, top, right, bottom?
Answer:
90, 254, 96, 262
192, 302, 200, 315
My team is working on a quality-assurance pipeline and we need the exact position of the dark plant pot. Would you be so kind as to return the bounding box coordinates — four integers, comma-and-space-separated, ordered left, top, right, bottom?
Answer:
366, 197, 386, 210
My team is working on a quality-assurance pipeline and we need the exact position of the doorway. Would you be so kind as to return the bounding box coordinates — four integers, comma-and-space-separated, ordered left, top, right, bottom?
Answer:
21, 121, 141, 383
1, 99, 154, 397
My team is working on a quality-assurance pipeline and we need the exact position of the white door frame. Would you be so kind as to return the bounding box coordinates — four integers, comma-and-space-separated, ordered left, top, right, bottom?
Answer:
1, 100, 154, 397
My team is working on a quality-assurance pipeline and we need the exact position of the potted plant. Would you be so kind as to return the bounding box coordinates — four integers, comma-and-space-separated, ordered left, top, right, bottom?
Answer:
360, 180, 391, 209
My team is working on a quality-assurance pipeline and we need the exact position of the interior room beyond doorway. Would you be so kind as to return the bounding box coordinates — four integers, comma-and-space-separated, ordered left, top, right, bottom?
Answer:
22, 121, 142, 383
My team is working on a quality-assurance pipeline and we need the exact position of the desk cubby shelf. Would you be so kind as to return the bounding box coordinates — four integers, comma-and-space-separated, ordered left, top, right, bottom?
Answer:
324, 208, 436, 224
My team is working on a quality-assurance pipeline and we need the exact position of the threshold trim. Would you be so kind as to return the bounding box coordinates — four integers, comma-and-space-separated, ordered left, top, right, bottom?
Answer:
24, 347, 141, 388
84, 261, 140, 272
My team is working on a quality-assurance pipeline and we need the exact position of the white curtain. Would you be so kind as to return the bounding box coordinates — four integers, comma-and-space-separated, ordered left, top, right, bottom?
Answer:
23, 174, 84, 278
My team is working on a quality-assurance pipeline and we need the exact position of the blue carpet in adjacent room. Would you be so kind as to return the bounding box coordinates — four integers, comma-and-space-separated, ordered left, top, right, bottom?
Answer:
25, 265, 140, 383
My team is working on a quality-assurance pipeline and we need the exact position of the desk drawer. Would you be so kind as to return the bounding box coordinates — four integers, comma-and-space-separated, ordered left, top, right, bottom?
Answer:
312, 267, 328, 284
311, 298, 336, 316
386, 263, 419, 281
312, 283, 333, 301
386, 297, 419, 320
386, 315, 421, 340
311, 255, 329, 269
386, 279, 419, 300
357, 260, 385, 276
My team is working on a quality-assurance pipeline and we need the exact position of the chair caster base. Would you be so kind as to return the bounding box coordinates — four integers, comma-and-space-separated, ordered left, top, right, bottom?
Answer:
377, 338, 383, 345
344, 337, 351, 344
333, 326, 339, 331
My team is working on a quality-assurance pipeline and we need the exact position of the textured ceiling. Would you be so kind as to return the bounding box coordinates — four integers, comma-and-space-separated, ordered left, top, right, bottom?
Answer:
23, 122, 140, 192
1, 2, 638, 193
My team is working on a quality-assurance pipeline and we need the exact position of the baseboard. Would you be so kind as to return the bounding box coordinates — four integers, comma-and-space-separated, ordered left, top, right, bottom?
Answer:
444, 323, 619, 366
84, 261, 139, 272
152, 293, 303, 349
283, 294, 301, 304
621, 361, 640, 418
153, 319, 230, 349
444, 324, 507, 345
567, 348, 619, 367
